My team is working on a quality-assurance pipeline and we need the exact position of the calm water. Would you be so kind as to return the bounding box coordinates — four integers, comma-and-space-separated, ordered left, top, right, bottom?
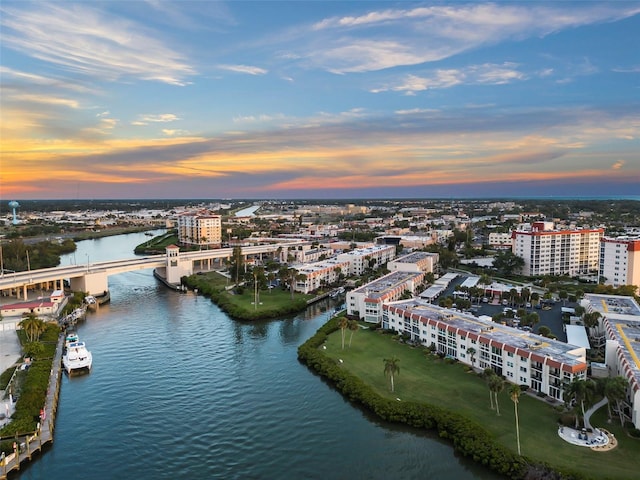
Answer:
18, 231, 500, 479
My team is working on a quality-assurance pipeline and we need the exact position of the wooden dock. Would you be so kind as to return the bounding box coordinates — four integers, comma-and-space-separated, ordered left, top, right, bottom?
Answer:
0, 334, 63, 479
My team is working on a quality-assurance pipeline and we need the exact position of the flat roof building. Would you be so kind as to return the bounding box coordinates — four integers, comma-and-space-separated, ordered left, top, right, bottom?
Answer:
599, 236, 640, 287
383, 299, 587, 401
582, 293, 640, 428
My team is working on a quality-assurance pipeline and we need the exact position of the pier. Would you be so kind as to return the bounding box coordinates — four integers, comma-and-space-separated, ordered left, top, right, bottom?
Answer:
0, 335, 64, 479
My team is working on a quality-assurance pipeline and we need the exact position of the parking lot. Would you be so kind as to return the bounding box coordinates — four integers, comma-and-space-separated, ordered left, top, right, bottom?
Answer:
439, 275, 572, 343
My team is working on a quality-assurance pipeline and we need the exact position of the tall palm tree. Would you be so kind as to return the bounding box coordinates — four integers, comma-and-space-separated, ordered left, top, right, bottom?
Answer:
564, 378, 596, 428
483, 369, 496, 410
338, 317, 348, 350
510, 385, 522, 455
604, 376, 629, 427
347, 319, 359, 347
490, 374, 505, 416
383, 356, 400, 392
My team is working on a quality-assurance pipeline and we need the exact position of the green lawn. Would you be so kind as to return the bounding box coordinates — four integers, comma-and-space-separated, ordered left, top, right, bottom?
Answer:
324, 326, 640, 480
223, 286, 312, 312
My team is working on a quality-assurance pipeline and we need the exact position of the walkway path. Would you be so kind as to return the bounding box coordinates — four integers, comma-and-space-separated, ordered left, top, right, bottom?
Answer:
557, 397, 618, 451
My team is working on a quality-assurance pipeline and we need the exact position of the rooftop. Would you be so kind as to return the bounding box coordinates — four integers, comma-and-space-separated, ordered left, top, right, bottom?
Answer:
392, 251, 437, 264
353, 271, 423, 300
387, 299, 586, 369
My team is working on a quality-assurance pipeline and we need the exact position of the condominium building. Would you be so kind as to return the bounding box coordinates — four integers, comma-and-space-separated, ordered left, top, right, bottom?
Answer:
582, 294, 640, 428
599, 236, 640, 287
488, 232, 513, 249
337, 245, 396, 276
387, 252, 438, 274
347, 271, 426, 323
177, 212, 222, 248
294, 258, 351, 294
512, 222, 603, 276
383, 299, 587, 400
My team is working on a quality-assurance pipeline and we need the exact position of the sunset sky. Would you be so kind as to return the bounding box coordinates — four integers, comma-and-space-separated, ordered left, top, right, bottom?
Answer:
1, 1, 639, 200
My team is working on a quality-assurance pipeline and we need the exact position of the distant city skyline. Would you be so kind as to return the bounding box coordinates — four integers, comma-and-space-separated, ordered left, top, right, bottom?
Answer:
1, 1, 639, 200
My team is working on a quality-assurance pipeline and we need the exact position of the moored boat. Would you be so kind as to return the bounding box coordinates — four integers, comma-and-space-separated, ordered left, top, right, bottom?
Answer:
62, 340, 93, 375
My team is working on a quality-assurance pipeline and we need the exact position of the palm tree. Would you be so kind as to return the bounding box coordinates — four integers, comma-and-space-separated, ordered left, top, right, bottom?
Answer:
338, 316, 348, 350
564, 378, 596, 428
604, 376, 629, 427
483, 368, 496, 410
490, 374, 505, 416
467, 347, 477, 370
510, 385, 522, 456
347, 319, 359, 347
383, 356, 400, 392
530, 292, 540, 308
20, 314, 46, 343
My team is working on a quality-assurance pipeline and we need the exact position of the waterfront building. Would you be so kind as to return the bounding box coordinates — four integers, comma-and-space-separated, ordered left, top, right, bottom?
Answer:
347, 271, 426, 323
294, 258, 351, 294
383, 299, 587, 400
337, 244, 396, 276
177, 211, 222, 248
387, 252, 438, 274
599, 236, 640, 287
582, 294, 640, 428
512, 222, 603, 277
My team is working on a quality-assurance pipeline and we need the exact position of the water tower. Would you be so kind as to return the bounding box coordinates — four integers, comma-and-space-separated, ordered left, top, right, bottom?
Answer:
8, 201, 20, 225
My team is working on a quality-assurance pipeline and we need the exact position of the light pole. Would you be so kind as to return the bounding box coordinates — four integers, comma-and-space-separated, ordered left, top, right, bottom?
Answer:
86, 254, 90, 272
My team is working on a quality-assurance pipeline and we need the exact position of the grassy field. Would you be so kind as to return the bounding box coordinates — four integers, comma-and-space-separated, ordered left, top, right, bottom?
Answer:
323, 326, 639, 480
188, 271, 313, 319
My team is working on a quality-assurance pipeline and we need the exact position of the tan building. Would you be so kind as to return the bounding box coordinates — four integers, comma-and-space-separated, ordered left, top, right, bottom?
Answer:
177, 212, 222, 248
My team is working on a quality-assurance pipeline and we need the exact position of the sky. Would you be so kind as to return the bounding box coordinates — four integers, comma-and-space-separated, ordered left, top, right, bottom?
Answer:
1, 1, 639, 200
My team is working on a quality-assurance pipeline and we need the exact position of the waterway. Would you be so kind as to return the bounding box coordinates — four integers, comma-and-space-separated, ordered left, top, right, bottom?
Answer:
18, 231, 500, 479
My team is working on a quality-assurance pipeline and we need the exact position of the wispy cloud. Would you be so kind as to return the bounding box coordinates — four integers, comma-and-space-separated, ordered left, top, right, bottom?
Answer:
1, 3, 195, 85
373, 63, 525, 95
10, 94, 80, 109
132, 113, 181, 126
217, 64, 268, 75
303, 4, 640, 73
612, 160, 625, 170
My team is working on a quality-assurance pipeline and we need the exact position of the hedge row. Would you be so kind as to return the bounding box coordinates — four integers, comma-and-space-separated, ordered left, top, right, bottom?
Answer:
1, 323, 59, 450
297, 318, 590, 480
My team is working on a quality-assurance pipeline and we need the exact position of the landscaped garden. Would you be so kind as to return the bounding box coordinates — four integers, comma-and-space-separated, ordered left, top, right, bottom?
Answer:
184, 271, 313, 321
303, 320, 640, 480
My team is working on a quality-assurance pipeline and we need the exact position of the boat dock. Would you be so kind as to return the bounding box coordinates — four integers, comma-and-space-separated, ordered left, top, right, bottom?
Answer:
0, 335, 64, 479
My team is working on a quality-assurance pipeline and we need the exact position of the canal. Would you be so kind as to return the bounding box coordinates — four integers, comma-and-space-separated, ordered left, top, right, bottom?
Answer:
18, 231, 500, 479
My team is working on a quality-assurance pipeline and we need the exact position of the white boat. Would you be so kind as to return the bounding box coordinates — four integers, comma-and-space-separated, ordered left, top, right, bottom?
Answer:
65, 331, 79, 348
62, 341, 93, 375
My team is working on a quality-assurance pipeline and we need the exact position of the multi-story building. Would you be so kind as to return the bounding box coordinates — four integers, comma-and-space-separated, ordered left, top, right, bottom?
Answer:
383, 299, 587, 400
387, 252, 438, 274
512, 222, 603, 276
582, 294, 640, 428
177, 212, 222, 248
347, 271, 426, 323
294, 258, 351, 294
488, 232, 513, 249
337, 245, 396, 276
599, 236, 640, 287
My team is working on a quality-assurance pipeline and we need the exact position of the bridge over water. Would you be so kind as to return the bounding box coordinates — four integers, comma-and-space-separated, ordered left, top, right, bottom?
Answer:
0, 242, 302, 298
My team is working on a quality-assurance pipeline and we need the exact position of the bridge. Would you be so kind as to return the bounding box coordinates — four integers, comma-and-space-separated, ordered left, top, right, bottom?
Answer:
0, 242, 303, 298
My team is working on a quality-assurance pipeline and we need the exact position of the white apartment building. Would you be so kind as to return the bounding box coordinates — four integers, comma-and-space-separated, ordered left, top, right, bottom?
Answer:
383, 300, 587, 400
599, 236, 640, 287
347, 271, 426, 323
387, 252, 438, 274
488, 232, 513, 249
582, 294, 640, 428
294, 258, 351, 294
512, 222, 603, 276
337, 245, 396, 276
177, 212, 222, 248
